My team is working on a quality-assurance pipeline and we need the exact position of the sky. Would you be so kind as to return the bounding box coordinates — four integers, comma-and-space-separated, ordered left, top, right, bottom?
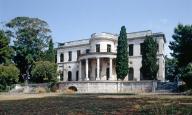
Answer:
0, 0, 192, 56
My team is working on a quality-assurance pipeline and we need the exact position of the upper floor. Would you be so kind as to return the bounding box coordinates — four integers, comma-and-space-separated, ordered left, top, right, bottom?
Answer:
57, 30, 166, 63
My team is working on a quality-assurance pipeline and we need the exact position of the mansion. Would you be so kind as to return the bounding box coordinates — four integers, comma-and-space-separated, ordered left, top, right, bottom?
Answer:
57, 30, 166, 82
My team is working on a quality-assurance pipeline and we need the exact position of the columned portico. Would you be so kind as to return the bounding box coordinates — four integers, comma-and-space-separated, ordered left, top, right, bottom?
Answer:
96, 58, 100, 80
79, 61, 82, 81
109, 58, 113, 80
85, 59, 89, 80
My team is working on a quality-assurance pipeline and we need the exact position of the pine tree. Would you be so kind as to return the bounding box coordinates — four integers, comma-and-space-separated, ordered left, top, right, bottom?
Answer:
46, 39, 55, 63
141, 36, 158, 80
116, 26, 129, 80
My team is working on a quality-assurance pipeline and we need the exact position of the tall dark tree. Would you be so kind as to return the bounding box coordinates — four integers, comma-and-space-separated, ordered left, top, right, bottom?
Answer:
6, 17, 52, 82
141, 36, 158, 80
46, 39, 55, 63
169, 24, 192, 67
116, 26, 129, 80
165, 56, 178, 82
0, 30, 12, 65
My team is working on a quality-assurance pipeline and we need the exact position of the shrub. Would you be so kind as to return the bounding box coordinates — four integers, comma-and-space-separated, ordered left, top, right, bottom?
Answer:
48, 82, 59, 92
31, 61, 58, 83
0, 65, 19, 91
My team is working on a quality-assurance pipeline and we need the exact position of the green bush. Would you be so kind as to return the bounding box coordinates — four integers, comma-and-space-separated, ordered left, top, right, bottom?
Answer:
48, 82, 59, 92
31, 61, 58, 83
0, 65, 19, 91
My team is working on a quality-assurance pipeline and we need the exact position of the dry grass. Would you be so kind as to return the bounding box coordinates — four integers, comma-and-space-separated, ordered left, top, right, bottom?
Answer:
0, 94, 192, 114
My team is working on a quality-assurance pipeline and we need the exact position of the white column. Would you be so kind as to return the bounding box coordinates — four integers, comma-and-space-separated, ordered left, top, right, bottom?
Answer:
79, 60, 82, 81
109, 58, 113, 80
96, 58, 100, 80
85, 59, 89, 80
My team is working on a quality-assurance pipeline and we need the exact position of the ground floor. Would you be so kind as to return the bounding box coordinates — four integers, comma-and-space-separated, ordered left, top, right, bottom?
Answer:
58, 55, 165, 82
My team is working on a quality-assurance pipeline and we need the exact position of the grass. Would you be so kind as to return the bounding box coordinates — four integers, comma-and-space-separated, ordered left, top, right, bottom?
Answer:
0, 93, 192, 114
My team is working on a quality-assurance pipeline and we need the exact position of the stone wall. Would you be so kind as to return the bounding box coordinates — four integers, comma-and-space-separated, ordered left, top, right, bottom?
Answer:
59, 81, 157, 93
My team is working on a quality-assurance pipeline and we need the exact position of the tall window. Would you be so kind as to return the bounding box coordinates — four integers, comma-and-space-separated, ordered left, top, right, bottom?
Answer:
60, 53, 64, 62
107, 44, 111, 52
129, 44, 133, 56
140, 43, 144, 55
86, 49, 90, 54
68, 51, 72, 61
60, 72, 63, 81
77, 50, 81, 59
96, 44, 100, 52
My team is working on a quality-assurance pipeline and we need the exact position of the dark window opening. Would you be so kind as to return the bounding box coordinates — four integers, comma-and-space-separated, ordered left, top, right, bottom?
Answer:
96, 44, 100, 52
60, 72, 63, 81
128, 68, 134, 80
68, 71, 72, 81
76, 71, 79, 81
129, 44, 133, 56
77, 50, 81, 59
86, 49, 90, 54
107, 44, 111, 52
60, 53, 64, 62
68, 51, 72, 61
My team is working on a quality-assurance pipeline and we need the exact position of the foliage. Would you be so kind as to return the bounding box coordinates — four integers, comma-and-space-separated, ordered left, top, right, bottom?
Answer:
31, 61, 58, 83
0, 65, 19, 91
6, 17, 52, 82
0, 30, 12, 65
141, 36, 158, 80
116, 26, 129, 80
165, 57, 178, 82
45, 39, 55, 63
182, 63, 192, 89
169, 24, 192, 67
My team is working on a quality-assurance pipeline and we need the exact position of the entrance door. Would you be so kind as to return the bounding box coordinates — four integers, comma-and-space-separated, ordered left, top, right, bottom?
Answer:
128, 68, 134, 80
106, 68, 109, 80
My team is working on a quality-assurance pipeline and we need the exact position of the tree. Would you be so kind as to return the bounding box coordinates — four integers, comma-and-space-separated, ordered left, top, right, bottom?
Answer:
116, 26, 129, 80
31, 61, 58, 83
0, 30, 12, 65
0, 65, 19, 91
141, 36, 158, 80
182, 63, 192, 89
165, 56, 178, 82
6, 17, 52, 82
45, 39, 55, 63
169, 24, 192, 67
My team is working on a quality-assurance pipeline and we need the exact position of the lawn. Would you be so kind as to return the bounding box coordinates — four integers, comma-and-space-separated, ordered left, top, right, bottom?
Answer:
0, 93, 192, 115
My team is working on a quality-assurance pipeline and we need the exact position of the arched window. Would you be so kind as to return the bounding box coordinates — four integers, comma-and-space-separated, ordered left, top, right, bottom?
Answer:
60, 53, 64, 62
68, 71, 72, 81
76, 71, 79, 81
128, 68, 134, 80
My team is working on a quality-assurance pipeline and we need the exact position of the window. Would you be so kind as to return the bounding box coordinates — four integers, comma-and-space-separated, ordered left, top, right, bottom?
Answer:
60, 53, 64, 62
68, 51, 72, 61
140, 43, 144, 55
60, 72, 63, 81
129, 44, 133, 56
77, 50, 81, 59
68, 71, 72, 81
86, 49, 90, 54
96, 44, 100, 52
107, 44, 111, 52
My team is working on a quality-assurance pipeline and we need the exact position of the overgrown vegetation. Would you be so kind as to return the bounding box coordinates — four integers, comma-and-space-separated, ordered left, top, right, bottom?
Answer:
0, 65, 19, 91
31, 61, 58, 83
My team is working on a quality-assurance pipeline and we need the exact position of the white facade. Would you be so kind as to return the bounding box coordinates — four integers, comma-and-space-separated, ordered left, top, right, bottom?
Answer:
57, 30, 166, 82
